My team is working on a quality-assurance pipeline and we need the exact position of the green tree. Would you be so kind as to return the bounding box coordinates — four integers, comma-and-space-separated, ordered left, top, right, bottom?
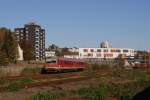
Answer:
0, 50, 9, 66
118, 54, 125, 67
0, 28, 18, 65
20, 40, 34, 63
3, 30, 18, 63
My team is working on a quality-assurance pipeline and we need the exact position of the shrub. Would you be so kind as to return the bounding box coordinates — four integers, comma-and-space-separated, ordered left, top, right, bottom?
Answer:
28, 90, 66, 100
6, 82, 19, 92
100, 64, 110, 69
110, 83, 137, 100
17, 77, 33, 84
0, 79, 8, 86
98, 84, 109, 100
90, 64, 110, 70
0, 53, 9, 66
21, 67, 41, 75
77, 84, 108, 100
91, 64, 101, 70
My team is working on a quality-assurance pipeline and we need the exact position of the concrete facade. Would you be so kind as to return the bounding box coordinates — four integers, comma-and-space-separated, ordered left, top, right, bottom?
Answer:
79, 48, 134, 59
15, 22, 45, 61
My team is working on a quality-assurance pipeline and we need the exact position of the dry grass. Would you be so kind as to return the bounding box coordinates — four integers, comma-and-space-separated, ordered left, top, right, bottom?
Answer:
0, 66, 24, 77
0, 64, 42, 77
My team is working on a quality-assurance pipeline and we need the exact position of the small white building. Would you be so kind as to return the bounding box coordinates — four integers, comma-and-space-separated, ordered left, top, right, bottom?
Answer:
79, 48, 134, 59
45, 51, 56, 58
17, 44, 23, 61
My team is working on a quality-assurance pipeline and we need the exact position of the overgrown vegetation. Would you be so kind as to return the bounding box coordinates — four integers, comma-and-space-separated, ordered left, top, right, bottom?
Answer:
16, 77, 34, 84
1, 63, 150, 100
0, 77, 34, 92
82, 64, 150, 100
6, 82, 19, 92
21, 67, 41, 75
83, 64, 112, 78
26, 65, 150, 100
28, 90, 66, 100
77, 83, 108, 100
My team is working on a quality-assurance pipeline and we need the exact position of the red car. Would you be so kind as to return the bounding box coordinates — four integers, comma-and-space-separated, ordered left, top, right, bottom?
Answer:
42, 58, 86, 73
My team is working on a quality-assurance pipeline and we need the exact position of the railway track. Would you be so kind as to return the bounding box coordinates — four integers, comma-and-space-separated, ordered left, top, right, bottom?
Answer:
0, 73, 89, 91
0, 71, 84, 81
19, 76, 89, 89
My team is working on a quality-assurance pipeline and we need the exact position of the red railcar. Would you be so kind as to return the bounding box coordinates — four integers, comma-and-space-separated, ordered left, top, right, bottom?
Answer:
133, 63, 149, 69
42, 58, 86, 73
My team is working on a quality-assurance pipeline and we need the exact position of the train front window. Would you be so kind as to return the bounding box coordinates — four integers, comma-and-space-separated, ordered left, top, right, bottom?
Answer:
46, 60, 56, 64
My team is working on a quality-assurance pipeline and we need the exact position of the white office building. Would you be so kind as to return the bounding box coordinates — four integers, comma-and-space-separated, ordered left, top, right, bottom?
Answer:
45, 51, 56, 58
79, 48, 134, 59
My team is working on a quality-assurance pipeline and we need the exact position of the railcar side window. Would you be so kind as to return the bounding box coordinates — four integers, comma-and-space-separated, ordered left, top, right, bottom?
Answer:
46, 60, 56, 64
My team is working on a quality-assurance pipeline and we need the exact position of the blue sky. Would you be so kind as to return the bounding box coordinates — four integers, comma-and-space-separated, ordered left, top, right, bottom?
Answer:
0, 0, 150, 50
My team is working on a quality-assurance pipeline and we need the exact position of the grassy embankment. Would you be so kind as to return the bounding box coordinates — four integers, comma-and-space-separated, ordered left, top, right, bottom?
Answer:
0, 66, 82, 92
0, 64, 150, 100
0, 65, 41, 92
27, 64, 150, 100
